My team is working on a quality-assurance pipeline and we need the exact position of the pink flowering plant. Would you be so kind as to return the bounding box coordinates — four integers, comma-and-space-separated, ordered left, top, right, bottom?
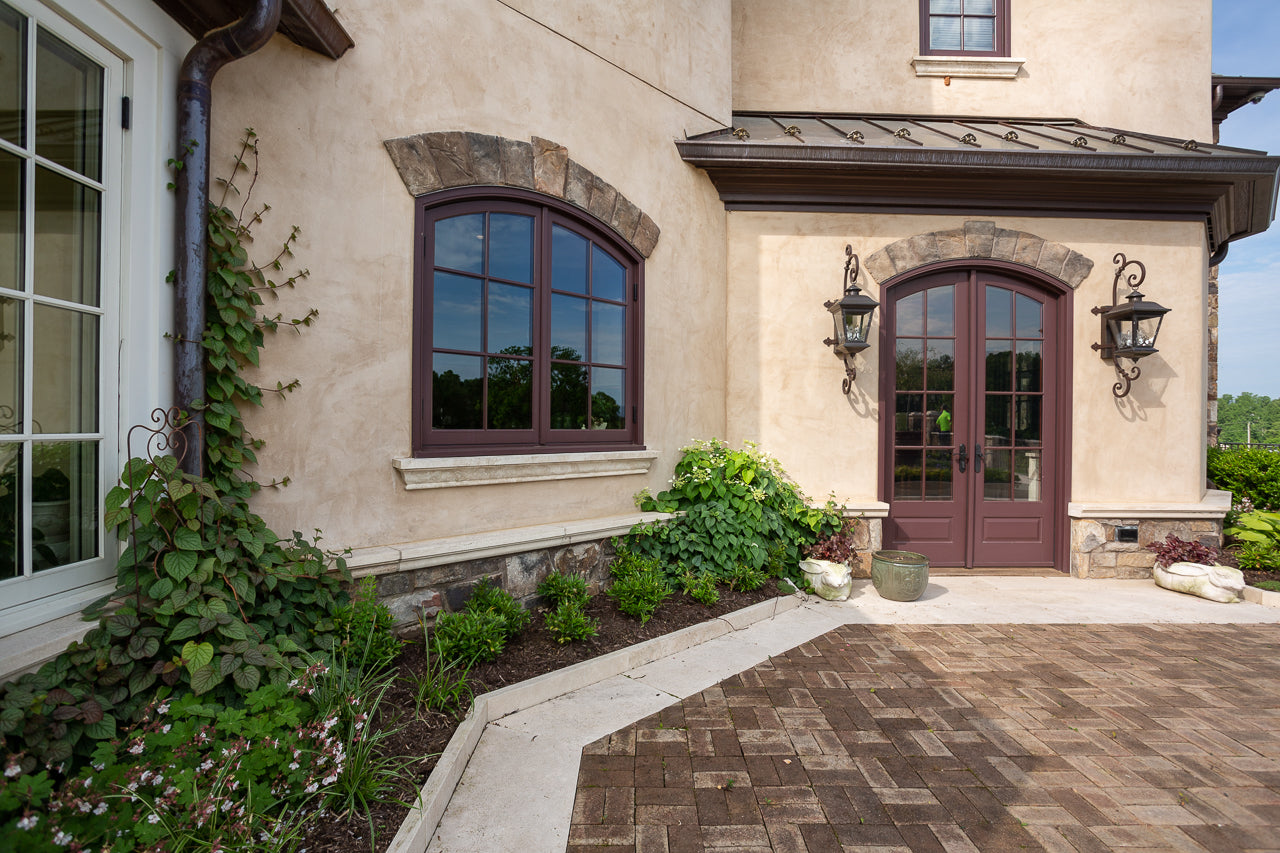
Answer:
0, 658, 397, 852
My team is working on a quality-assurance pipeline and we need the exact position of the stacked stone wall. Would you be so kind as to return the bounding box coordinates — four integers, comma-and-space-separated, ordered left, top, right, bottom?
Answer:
369, 538, 616, 636
1070, 518, 1223, 579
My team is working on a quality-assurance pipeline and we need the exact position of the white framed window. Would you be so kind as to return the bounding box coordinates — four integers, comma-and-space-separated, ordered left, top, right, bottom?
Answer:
0, 0, 164, 639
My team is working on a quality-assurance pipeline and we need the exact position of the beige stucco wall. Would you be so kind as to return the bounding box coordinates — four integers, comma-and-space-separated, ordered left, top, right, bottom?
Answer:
725, 212, 1209, 508
208, 0, 732, 552
732, 0, 1213, 142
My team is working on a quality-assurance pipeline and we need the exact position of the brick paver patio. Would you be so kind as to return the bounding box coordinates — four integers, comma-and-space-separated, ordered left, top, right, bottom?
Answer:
566, 623, 1280, 852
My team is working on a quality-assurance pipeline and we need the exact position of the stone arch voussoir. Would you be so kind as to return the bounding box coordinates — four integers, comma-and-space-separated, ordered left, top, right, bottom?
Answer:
383, 131, 660, 258
864, 221, 1093, 289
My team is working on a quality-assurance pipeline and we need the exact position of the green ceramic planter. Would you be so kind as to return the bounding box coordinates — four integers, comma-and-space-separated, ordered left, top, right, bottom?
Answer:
870, 550, 930, 601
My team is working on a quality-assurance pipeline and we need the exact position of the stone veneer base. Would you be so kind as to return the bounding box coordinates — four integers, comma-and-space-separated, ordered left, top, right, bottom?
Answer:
383, 594, 804, 853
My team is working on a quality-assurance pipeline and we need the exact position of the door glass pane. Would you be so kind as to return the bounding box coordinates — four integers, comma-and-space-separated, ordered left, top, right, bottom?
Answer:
1015, 341, 1041, 392
487, 283, 531, 355
0, 151, 20, 292
32, 439, 96, 571
985, 340, 1012, 392
896, 291, 923, 336
967, 0, 996, 14
0, 296, 19, 430
486, 357, 531, 429
927, 393, 953, 446
894, 448, 923, 500
963, 17, 995, 51
590, 367, 625, 429
984, 448, 1012, 500
434, 214, 484, 274
929, 17, 962, 50
550, 363, 588, 429
896, 340, 924, 391
1014, 449, 1043, 502
986, 287, 1012, 337
0, 5, 22, 146
985, 395, 1011, 445
551, 293, 587, 361
930, 0, 961, 12
1015, 395, 1041, 446
431, 353, 482, 429
33, 304, 96, 434
924, 450, 953, 501
35, 28, 102, 181
926, 285, 955, 335
34, 167, 100, 306
1015, 294, 1043, 339
895, 393, 924, 446
551, 225, 588, 294
591, 302, 625, 366
0, 442, 18, 579
926, 340, 954, 391
592, 245, 625, 302
487, 214, 533, 283
432, 272, 482, 352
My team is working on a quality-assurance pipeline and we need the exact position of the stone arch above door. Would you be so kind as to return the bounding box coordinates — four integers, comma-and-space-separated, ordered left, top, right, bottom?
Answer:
383, 131, 660, 258
864, 221, 1093, 289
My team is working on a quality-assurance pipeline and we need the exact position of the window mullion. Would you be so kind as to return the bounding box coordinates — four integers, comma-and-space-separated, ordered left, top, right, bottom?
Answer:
18, 13, 35, 580
535, 209, 551, 446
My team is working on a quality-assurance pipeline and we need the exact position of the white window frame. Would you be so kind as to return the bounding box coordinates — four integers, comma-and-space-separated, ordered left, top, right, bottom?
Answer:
0, 0, 176, 639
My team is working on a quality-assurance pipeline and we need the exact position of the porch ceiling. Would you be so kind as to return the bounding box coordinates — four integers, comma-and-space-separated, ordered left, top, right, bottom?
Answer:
677, 113, 1280, 256
153, 0, 353, 59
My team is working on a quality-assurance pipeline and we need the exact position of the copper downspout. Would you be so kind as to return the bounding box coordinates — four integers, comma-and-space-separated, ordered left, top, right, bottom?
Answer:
174, 0, 282, 477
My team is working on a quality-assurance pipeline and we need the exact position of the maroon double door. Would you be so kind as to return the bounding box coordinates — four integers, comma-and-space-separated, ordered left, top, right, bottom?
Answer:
880, 268, 1065, 567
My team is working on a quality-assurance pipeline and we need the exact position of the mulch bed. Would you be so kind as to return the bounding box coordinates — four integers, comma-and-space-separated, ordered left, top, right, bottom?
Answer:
300, 585, 782, 853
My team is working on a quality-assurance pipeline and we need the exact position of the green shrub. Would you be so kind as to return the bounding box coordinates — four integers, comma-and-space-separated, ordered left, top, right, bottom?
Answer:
544, 599, 600, 643
466, 578, 531, 639
537, 570, 589, 609
607, 557, 671, 623
432, 609, 507, 665
680, 568, 720, 606
332, 576, 402, 673
1208, 445, 1280, 513
627, 439, 840, 587
726, 563, 767, 592
1237, 540, 1280, 572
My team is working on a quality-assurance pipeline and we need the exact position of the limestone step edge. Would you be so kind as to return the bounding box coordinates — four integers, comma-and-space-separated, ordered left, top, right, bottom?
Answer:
385, 592, 805, 853
1243, 585, 1280, 608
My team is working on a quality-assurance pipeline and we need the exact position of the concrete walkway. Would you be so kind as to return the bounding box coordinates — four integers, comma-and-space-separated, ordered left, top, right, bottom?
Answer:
424, 578, 1280, 852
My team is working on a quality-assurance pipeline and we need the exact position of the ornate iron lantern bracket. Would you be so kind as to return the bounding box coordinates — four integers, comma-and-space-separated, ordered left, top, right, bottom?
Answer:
1090, 253, 1170, 399
823, 245, 879, 395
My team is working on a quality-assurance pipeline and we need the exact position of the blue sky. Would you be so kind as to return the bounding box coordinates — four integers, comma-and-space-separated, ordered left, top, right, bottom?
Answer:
1213, 0, 1280, 397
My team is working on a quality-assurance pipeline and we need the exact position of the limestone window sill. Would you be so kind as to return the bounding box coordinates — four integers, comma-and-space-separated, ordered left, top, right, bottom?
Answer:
393, 449, 660, 490
911, 55, 1025, 79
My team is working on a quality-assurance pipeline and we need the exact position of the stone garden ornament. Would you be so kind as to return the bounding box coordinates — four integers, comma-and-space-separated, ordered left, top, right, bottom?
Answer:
1153, 561, 1245, 603
799, 558, 853, 601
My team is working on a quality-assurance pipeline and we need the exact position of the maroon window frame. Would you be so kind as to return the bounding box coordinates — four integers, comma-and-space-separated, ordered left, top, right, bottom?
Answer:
413, 187, 644, 457
918, 0, 1011, 57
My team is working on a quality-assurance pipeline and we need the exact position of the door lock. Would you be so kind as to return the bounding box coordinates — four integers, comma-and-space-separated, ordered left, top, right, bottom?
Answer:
974, 444, 984, 473
957, 443, 968, 473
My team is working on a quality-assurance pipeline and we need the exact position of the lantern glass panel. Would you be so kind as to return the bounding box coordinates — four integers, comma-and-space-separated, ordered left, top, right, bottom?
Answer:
845, 309, 869, 344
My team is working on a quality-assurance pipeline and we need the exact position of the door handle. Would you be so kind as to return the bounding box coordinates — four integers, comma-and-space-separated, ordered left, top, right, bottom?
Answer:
957, 443, 967, 473
974, 444, 984, 474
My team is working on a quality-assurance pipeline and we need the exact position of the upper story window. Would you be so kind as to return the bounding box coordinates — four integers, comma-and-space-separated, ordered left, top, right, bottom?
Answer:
920, 0, 1010, 57
414, 188, 643, 456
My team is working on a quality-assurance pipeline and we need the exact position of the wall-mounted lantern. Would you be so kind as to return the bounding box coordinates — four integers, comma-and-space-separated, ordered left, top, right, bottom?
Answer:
823, 244, 879, 394
1091, 253, 1170, 398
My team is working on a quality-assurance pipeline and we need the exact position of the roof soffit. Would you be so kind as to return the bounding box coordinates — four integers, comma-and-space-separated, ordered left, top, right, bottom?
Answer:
152, 0, 353, 59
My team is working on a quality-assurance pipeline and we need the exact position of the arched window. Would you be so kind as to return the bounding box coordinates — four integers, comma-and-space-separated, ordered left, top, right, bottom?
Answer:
413, 188, 643, 455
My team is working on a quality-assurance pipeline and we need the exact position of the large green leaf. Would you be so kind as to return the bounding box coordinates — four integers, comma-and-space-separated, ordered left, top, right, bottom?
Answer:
173, 526, 202, 551
167, 616, 201, 643
164, 550, 198, 582
189, 664, 220, 695
83, 714, 116, 741
231, 665, 260, 691
181, 641, 214, 673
